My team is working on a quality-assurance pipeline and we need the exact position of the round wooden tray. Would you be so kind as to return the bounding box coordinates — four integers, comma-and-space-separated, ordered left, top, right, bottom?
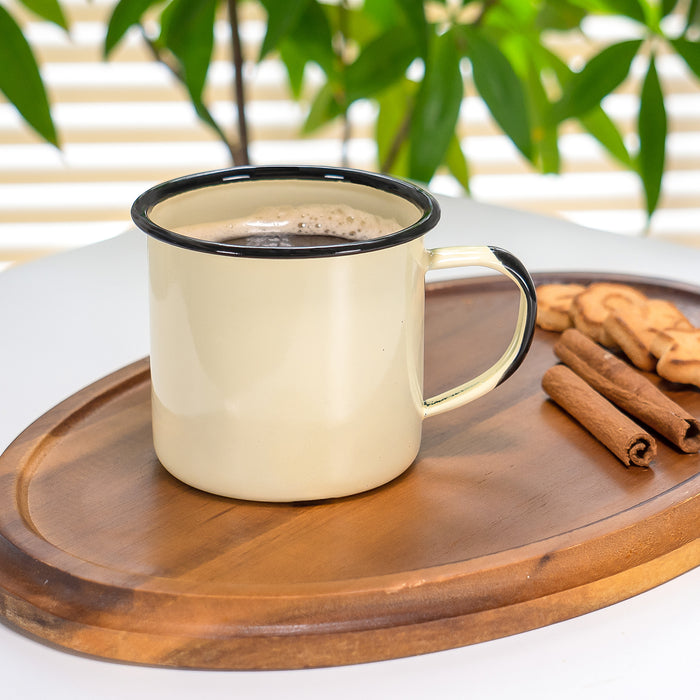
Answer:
1, 273, 699, 670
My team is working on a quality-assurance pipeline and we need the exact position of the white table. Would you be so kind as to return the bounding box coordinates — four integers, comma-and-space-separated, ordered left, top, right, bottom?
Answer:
1, 195, 699, 699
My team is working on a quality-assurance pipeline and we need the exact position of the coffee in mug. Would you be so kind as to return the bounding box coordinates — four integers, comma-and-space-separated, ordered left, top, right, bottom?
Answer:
132, 166, 536, 502
178, 202, 401, 248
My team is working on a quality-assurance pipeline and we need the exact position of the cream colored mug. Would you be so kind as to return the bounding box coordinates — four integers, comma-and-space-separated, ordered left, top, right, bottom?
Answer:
132, 166, 536, 502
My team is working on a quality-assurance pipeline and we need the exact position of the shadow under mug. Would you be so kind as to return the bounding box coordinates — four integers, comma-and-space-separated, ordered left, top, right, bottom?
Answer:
131, 165, 537, 502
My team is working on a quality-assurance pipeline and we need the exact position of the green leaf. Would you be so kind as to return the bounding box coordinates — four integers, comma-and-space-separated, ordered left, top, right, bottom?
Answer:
104, 0, 162, 57
568, 0, 646, 23
278, 41, 307, 99
409, 29, 464, 183
292, 2, 334, 75
554, 39, 642, 122
258, 0, 309, 60
536, 0, 587, 31
599, 0, 647, 24
396, 0, 428, 59
579, 108, 632, 167
303, 82, 343, 134
277, 1, 335, 96
362, 0, 396, 28
191, 94, 230, 145
521, 47, 560, 173
490, 0, 537, 25
345, 27, 417, 103
529, 42, 571, 85
161, 0, 217, 102
638, 53, 666, 218
671, 38, 700, 81
686, 0, 700, 30
0, 6, 58, 146
662, 0, 680, 17
376, 78, 415, 176
18, 0, 68, 30
469, 33, 533, 161
534, 126, 560, 174
532, 44, 631, 168
445, 134, 470, 194
364, 0, 427, 57
324, 3, 379, 48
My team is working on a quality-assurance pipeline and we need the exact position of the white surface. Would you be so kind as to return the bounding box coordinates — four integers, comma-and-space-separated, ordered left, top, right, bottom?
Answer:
1, 195, 699, 699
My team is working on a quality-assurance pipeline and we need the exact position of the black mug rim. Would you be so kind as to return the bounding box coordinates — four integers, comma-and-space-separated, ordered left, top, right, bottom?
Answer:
130, 165, 441, 258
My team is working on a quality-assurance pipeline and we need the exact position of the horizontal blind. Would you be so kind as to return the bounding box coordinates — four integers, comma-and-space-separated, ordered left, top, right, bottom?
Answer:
1, 0, 699, 271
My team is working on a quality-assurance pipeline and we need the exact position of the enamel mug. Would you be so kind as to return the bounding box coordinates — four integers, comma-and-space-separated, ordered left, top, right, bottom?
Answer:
131, 166, 536, 502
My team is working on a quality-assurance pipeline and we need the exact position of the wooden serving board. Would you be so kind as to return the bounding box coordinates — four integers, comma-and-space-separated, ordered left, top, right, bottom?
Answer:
1, 273, 699, 670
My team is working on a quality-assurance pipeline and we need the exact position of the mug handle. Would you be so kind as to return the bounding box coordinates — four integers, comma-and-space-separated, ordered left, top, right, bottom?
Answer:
423, 245, 537, 418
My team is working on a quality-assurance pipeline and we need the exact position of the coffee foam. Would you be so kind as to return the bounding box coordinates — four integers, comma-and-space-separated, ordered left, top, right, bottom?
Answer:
176, 203, 402, 243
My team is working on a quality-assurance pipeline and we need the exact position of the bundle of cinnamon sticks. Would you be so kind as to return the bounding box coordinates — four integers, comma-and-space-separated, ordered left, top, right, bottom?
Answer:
542, 328, 700, 467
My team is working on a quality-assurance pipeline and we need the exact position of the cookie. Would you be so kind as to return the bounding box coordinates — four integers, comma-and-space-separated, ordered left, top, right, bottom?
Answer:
536, 283, 586, 331
603, 298, 693, 371
570, 282, 648, 347
653, 328, 700, 388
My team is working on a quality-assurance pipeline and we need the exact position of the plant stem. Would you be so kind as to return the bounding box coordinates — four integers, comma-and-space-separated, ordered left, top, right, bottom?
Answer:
227, 0, 250, 165
338, 0, 350, 167
381, 109, 412, 173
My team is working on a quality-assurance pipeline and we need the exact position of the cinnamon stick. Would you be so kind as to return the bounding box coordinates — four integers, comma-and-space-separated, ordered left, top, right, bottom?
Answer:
555, 328, 700, 453
542, 364, 656, 467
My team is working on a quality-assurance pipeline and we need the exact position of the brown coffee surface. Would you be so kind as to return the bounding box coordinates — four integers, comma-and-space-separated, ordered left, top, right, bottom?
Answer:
221, 232, 355, 248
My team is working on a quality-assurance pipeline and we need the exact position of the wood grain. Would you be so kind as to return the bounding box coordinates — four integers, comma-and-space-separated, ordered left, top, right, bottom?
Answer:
0, 272, 698, 670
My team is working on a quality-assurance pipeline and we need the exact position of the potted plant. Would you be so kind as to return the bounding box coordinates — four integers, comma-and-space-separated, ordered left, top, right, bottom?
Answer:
3, 0, 700, 225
